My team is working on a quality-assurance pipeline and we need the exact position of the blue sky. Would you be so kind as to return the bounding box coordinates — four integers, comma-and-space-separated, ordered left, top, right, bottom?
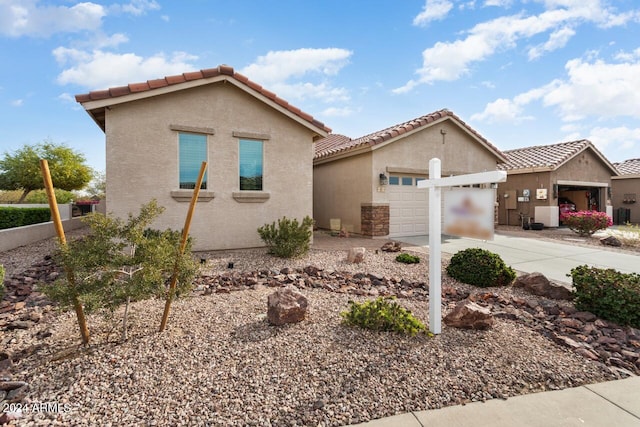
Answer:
1, 0, 639, 173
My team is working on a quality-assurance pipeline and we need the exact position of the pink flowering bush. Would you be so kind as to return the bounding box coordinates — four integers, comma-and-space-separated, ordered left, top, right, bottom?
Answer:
560, 210, 613, 237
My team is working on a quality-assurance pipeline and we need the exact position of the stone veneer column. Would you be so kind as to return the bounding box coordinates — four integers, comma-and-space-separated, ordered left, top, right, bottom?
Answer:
360, 203, 390, 237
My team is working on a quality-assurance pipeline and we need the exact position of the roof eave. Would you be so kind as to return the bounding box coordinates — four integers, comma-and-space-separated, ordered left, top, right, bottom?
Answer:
78, 74, 330, 138
504, 166, 555, 174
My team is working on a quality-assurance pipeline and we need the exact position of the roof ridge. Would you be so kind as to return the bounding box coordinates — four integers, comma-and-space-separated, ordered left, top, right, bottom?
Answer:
314, 109, 505, 163
75, 65, 331, 133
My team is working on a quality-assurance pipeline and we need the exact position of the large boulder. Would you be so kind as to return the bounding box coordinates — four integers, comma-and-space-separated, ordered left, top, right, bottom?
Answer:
600, 236, 622, 247
444, 300, 494, 330
267, 287, 308, 326
512, 272, 572, 300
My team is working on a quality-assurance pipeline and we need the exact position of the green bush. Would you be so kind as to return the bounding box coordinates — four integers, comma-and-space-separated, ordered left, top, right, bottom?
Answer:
257, 216, 314, 258
24, 189, 75, 204
0, 207, 51, 229
570, 265, 640, 328
446, 248, 516, 287
395, 253, 420, 264
0, 264, 5, 300
341, 297, 428, 336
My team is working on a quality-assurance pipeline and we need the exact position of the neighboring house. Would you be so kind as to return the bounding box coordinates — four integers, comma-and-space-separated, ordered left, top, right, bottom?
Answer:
496, 140, 619, 228
313, 109, 507, 238
76, 65, 330, 251
612, 158, 640, 224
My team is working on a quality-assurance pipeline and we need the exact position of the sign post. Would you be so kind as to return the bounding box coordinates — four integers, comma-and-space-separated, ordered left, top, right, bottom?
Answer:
418, 158, 507, 334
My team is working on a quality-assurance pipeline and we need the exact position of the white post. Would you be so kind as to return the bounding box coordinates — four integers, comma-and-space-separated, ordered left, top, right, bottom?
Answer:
428, 158, 442, 334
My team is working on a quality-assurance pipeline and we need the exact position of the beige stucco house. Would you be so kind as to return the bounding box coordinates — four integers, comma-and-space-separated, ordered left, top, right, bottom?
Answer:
612, 158, 640, 224
496, 140, 619, 228
313, 109, 507, 238
76, 65, 330, 250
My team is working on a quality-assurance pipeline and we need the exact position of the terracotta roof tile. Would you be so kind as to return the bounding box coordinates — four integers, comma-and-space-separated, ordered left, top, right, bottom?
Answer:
314, 109, 505, 162
148, 78, 168, 89
127, 83, 148, 93
165, 75, 186, 85
183, 71, 203, 81
614, 158, 640, 175
498, 140, 596, 171
75, 65, 331, 134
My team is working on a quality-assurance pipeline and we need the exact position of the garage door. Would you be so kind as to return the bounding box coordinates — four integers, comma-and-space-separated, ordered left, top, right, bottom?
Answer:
388, 175, 428, 237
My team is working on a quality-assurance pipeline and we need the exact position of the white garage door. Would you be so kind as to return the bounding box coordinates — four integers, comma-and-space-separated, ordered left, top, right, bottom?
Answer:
388, 175, 428, 237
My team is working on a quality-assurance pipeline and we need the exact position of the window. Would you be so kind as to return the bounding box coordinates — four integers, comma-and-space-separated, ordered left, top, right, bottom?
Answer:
401, 177, 413, 186
239, 139, 263, 190
389, 176, 399, 185
179, 133, 207, 189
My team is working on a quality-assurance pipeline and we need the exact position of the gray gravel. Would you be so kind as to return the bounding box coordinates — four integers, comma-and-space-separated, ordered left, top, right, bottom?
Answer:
3, 243, 622, 426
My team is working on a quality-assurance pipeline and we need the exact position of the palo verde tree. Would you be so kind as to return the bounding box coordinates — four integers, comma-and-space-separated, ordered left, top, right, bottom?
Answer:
0, 141, 92, 203
44, 200, 199, 342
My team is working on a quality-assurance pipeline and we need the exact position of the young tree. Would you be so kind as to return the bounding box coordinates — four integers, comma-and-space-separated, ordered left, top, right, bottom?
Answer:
44, 200, 199, 342
0, 141, 93, 203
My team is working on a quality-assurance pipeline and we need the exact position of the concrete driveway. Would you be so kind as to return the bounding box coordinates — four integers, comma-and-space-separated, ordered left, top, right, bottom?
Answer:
397, 233, 640, 284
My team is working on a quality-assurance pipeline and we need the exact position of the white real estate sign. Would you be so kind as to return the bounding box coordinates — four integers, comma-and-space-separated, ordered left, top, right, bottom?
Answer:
417, 158, 506, 334
444, 188, 496, 241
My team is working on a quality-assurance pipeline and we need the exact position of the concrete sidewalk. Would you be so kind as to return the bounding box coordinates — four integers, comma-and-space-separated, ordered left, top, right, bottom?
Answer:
350, 376, 640, 427
397, 233, 640, 284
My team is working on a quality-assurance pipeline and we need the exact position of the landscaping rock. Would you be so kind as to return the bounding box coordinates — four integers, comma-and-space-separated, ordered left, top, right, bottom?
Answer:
444, 300, 494, 330
600, 236, 622, 247
380, 242, 401, 252
347, 247, 366, 264
512, 272, 572, 300
267, 287, 308, 326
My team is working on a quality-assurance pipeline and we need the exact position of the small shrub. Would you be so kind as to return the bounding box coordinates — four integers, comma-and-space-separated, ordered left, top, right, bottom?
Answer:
341, 297, 428, 335
560, 210, 612, 237
257, 216, 314, 258
0, 265, 5, 300
570, 265, 640, 328
395, 253, 420, 264
446, 248, 516, 287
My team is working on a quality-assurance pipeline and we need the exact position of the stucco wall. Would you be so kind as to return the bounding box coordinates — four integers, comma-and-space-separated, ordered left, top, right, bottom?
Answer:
612, 176, 640, 224
496, 172, 553, 225
104, 83, 315, 251
313, 153, 372, 233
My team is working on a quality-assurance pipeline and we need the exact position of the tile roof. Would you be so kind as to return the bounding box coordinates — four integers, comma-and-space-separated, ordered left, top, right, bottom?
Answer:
313, 109, 506, 162
75, 65, 331, 134
498, 139, 618, 175
614, 158, 640, 175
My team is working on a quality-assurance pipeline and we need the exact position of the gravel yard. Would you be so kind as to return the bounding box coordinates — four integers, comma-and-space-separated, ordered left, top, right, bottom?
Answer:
0, 230, 637, 426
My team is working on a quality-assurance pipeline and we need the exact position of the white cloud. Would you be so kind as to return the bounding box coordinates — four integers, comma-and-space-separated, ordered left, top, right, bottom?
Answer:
240, 48, 352, 103
110, 0, 160, 16
413, 0, 454, 26
473, 54, 640, 144
471, 97, 533, 123
396, 0, 638, 92
528, 26, 576, 60
10, 99, 24, 107
587, 126, 640, 153
543, 57, 640, 121
321, 107, 356, 117
55, 49, 199, 89
0, 0, 105, 37
484, 0, 512, 7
